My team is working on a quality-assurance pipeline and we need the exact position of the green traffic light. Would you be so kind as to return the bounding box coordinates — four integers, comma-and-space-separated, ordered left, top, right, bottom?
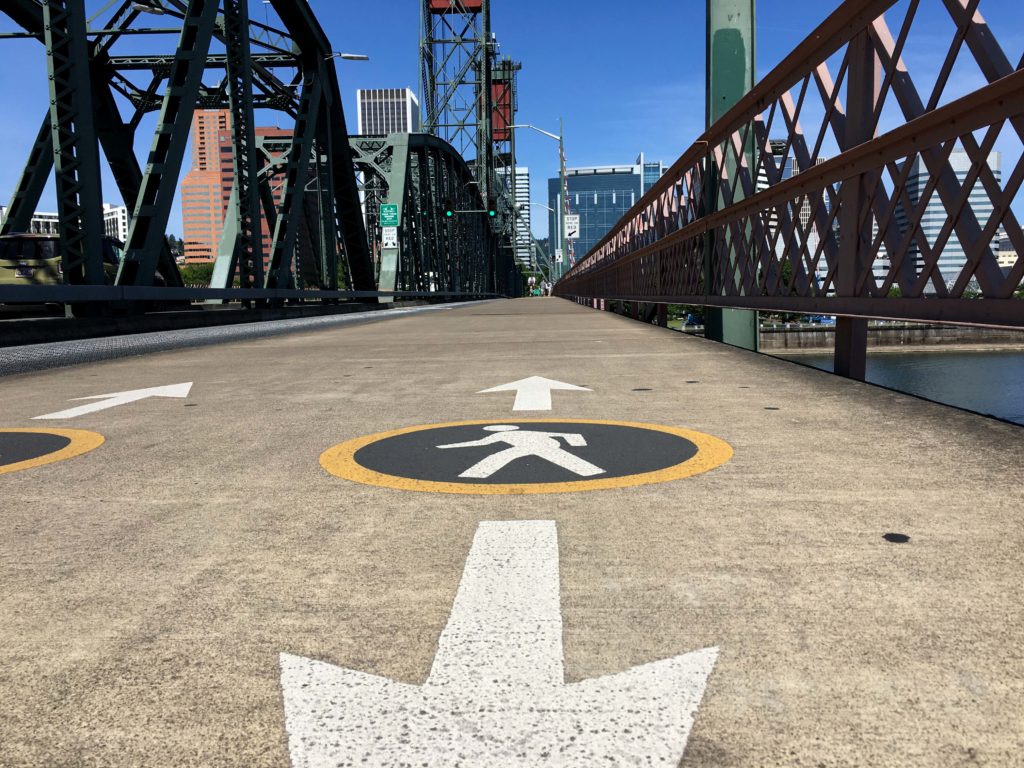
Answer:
445, 210, 454, 217
488, 209, 497, 217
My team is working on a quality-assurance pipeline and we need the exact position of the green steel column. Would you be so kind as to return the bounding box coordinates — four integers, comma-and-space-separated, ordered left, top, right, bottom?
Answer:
43, 0, 106, 287
705, 0, 759, 351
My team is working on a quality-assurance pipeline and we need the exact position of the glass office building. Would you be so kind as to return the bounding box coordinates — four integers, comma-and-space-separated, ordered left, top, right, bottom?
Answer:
895, 146, 1000, 285
547, 154, 664, 264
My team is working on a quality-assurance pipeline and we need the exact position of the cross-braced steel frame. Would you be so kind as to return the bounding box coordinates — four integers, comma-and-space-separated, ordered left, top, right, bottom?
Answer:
0, 0, 372, 304
556, 0, 1024, 376
419, 0, 521, 261
351, 133, 521, 297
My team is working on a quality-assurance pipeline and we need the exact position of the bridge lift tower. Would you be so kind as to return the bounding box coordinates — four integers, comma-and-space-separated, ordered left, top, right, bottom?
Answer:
419, 0, 522, 261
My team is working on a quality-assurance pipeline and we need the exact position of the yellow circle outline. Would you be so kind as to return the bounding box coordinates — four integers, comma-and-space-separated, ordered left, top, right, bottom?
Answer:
320, 419, 733, 495
0, 428, 105, 475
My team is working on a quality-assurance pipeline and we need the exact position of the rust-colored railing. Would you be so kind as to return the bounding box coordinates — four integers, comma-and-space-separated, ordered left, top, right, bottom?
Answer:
556, 0, 1024, 329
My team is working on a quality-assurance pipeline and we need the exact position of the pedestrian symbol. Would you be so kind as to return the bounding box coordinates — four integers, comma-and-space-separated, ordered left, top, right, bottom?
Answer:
320, 420, 732, 495
438, 425, 605, 479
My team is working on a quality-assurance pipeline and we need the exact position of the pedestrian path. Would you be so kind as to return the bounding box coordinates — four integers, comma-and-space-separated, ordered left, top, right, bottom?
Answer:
1, 298, 1021, 766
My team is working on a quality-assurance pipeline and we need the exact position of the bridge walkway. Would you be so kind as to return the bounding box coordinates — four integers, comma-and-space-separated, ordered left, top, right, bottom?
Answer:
1, 298, 1021, 766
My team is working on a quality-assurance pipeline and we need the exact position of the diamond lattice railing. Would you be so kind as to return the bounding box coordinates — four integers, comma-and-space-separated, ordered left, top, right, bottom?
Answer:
556, 0, 1024, 326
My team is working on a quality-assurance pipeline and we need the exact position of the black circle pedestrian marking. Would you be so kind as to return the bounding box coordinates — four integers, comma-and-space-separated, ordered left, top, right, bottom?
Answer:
883, 533, 911, 544
0, 428, 105, 475
321, 419, 733, 495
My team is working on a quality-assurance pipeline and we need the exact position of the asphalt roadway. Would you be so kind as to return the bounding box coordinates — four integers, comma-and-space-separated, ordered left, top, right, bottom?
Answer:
1, 297, 1022, 766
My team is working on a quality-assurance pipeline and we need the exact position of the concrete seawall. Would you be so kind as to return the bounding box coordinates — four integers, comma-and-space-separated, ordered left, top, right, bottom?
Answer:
759, 323, 1024, 352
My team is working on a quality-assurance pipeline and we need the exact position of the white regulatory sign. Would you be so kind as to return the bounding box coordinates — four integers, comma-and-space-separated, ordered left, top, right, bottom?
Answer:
382, 227, 399, 249
555, 248, 564, 264
564, 215, 580, 240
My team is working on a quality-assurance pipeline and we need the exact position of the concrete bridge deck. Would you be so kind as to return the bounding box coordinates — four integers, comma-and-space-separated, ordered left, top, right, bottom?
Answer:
1, 298, 1021, 766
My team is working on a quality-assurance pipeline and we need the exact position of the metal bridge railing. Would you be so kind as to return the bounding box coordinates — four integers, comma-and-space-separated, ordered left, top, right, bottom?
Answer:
556, 0, 1024, 330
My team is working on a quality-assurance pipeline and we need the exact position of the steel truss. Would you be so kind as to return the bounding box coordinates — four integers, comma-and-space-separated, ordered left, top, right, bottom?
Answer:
557, 0, 1024, 335
420, 0, 521, 264
351, 133, 521, 297
0, 0, 372, 302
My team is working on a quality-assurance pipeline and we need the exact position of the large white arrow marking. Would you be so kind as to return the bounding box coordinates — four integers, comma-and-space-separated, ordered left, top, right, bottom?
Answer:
477, 376, 592, 411
280, 521, 717, 766
33, 383, 194, 420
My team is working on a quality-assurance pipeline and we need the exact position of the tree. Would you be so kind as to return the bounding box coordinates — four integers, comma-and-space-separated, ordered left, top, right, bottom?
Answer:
179, 263, 215, 286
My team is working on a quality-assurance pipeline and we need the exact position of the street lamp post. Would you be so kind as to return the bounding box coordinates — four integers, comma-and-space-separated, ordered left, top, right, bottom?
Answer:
509, 121, 568, 280
324, 52, 371, 62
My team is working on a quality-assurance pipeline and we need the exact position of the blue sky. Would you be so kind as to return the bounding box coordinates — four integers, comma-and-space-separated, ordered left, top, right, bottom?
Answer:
1, 0, 1021, 239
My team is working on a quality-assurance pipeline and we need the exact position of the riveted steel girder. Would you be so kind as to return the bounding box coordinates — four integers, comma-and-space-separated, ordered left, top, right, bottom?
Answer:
222, 0, 264, 290
44, 0, 107, 286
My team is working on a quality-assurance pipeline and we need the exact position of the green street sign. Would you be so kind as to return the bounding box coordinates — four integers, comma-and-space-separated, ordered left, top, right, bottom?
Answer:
380, 204, 400, 228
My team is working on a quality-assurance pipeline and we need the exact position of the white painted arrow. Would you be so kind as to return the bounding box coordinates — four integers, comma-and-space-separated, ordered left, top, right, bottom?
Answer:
477, 376, 592, 411
280, 521, 718, 766
33, 382, 194, 420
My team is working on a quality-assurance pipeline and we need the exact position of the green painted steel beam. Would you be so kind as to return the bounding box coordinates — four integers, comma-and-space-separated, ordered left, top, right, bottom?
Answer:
705, 0, 759, 351
222, 0, 264, 292
91, 55, 183, 287
1, 114, 52, 236
44, 0, 107, 286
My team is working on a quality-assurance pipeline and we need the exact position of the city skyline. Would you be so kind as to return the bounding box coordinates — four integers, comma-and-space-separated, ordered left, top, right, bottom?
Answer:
1, 1, 1022, 248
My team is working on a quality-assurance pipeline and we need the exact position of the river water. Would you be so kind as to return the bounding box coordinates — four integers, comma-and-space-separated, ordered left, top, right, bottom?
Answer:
774, 349, 1024, 426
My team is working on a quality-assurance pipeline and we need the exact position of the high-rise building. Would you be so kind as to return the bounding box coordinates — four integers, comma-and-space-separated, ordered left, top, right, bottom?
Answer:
182, 109, 231, 262
896, 146, 1001, 286
638, 153, 666, 194
356, 88, 421, 135
547, 154, 664, 262
513, 167, 531, 268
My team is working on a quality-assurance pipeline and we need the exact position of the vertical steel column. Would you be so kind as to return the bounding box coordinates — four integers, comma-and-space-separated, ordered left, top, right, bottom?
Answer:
43, 0, 106, 285
222, 0, 264, 291
834, 30, 879, 380
478, 0, 495, 293
656, 304, 668, 327
705, 0, 759, 351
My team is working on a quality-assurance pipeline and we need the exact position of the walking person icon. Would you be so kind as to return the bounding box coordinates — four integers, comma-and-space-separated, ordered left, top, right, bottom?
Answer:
437, 425, 606, 479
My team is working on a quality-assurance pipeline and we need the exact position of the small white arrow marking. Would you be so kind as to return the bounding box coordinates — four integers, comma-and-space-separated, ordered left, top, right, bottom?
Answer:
280, 521, 718, 766
477, 376, 592, 411
33, 383, 194, 420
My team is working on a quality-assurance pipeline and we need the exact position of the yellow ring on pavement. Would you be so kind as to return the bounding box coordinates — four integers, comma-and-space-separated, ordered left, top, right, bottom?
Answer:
320, 419, 732, 495
0, 428, 105, 475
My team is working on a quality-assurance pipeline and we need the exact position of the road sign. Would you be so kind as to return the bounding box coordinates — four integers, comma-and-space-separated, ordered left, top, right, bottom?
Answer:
320, 419, 732, 495
380, 204, 399, 228
381, 227, 399, 249
564, 214, 580, 240
555, 248, 564, 264
280, 520, 717, 766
